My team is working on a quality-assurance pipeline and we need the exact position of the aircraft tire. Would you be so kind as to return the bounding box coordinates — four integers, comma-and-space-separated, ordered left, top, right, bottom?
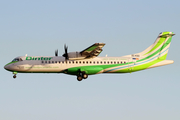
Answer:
77, 76, 83, 81
82, 73, 88, 79
13, 75, 16, 79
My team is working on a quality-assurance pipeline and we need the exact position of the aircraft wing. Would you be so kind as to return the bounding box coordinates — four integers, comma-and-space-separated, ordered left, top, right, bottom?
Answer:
80, 43, 105, 58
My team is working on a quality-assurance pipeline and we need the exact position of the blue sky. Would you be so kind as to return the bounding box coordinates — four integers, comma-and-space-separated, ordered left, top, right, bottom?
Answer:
0, 0, 180, 120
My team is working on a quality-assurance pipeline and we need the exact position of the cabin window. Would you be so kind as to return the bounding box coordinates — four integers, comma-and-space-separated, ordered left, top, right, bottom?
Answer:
76, 61, 78, 64
101, 61, 102, 64
79, 61, 81, 64
97, 61, 99, 64
114, 61, 116, 64
42, 61, 44, 63
124, 61, 126, 64
55, 61, 57, 63
83, 61, 85, 64
93, 61, 95, 64
69, 61, 71, 64
45, 61, 47, 63
104, 61, 106, 64
121, 61, 123, 64
59, 61, 61, 63
52, 61, 54, 63
107, 61, 109, 64
117, 61, 119, 64
90, 61, 92, 64
111, 61, 113, 64
49, 61, 51, 64
86, 61, 88, 64
72, 61, 74, 64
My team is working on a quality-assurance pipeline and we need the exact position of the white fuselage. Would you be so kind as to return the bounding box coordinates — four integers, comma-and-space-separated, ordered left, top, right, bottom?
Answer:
8, 56, 131, 73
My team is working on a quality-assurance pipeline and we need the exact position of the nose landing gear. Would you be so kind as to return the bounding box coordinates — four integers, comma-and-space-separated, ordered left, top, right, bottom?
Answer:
13, 72, 17, 79
13, 75, 17, 79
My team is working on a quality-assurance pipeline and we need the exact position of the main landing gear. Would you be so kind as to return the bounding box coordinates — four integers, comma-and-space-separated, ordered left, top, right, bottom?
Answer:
13, 72, 17, 79
77, 71, 88, 81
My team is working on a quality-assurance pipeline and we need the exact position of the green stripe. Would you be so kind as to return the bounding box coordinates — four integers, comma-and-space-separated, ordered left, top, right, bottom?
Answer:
144, 37, 170, 55
138, 37, 172, 62
115, 53, 168, 73
86, 46, 98, 51
5, 61, 18, 66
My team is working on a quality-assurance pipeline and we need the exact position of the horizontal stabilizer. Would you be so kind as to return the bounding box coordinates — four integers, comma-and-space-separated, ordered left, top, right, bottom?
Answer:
147, 60, 174, 69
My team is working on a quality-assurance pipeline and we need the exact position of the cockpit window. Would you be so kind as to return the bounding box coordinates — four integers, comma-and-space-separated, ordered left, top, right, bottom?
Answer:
12, 58, 23, 62
19, 58, 23, 61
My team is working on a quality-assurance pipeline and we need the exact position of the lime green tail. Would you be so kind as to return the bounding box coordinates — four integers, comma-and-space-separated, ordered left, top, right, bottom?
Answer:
139, 32, 175, 60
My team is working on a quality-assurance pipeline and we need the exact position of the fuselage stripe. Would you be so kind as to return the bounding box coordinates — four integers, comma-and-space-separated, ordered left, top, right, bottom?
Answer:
104, 47, 169, 73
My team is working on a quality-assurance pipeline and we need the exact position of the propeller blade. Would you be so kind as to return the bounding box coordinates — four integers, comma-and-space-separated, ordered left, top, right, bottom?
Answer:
55, 49, 58, 56
63, 44, 69, 60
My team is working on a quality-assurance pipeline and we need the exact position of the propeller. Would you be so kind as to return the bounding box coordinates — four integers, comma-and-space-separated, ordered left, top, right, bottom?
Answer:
62, 44, 69, 60
55, 49, 58, 56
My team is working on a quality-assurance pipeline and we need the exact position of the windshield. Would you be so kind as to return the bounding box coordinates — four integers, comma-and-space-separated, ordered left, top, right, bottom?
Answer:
12, 58, 23, 62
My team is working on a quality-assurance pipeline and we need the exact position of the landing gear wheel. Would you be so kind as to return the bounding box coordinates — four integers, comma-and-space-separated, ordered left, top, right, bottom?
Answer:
82, 73, 88, 79
77, 76, 83, 81
13, 75, 16, 79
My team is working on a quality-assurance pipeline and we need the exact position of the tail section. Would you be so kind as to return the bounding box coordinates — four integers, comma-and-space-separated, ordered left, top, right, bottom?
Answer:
139, 31, 175, 60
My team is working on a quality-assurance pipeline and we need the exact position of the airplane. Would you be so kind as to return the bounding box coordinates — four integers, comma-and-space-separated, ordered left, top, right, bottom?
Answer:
4, 31, 175, 81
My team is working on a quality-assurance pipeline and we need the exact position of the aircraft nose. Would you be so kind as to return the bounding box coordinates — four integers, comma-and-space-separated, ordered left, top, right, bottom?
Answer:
4, 64, 13, 71
4, 64, 9, 70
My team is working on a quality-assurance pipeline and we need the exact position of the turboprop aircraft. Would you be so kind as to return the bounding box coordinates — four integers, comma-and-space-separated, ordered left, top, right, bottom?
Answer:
4, 32, 175, 81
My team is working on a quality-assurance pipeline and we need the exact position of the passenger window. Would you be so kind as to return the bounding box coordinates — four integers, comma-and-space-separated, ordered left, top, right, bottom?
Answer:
97, 61, 99, 64
107, 61, 109, 64
59, 61, 61, 63
45, 61, 47, 63
55, 61, 57, 63
49, 61, 51, 64
93, 61, 95, 64
114, 61, 116, 64
62, 61, 64, 64
42, 61, 44, 63
104, 61, 106, 64
101, 61, 102, 64
79, 61, 81, 64
121, 61, 123, 64
52, 61, 54, 63
83, 61, 85, 64
69, 61, 71, 64
124, 61, 126, 64
90, 61, 92, 64
111, 61, 113, 64
86, 61, 88, 64
72, 61, 74, 64
76, 61, 78, 64
117, 61, 119, 64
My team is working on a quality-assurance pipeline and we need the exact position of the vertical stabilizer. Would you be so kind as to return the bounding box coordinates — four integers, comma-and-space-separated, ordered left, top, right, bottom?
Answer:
139, 32, 175, 60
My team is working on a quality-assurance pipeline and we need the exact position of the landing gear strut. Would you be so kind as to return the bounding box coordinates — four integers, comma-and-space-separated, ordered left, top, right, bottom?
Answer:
77, 71, 88, 81
13, 72, 17, 79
